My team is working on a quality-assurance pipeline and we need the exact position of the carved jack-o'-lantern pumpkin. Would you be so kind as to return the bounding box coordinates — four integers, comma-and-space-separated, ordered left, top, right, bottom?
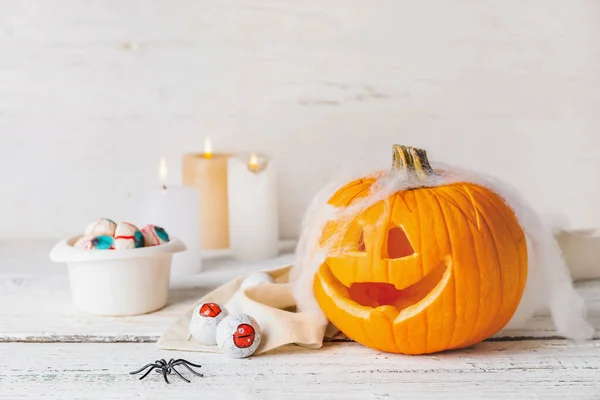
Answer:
313, 145, 528, 355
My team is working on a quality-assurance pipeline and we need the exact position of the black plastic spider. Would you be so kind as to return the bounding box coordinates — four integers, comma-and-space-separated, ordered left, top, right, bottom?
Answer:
129, 358, 203, 384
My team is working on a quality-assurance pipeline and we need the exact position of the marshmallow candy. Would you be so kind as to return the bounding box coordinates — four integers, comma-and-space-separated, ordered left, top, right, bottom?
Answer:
74, 235, 115, 250
114, 222, 145, 250
84, 218, 117, 237
216, 314, 262, 359
141, 224, 170, 246
189, 302, 229, 345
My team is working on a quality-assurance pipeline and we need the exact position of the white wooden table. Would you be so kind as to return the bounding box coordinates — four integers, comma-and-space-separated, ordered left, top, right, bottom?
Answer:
1, 240, 599, 399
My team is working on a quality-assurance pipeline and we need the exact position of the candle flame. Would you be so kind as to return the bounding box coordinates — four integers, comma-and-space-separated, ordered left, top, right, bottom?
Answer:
249, 154, 259, 169
204, 136, 213, 158
159, 157, 168, 187
247, 153, 266, 173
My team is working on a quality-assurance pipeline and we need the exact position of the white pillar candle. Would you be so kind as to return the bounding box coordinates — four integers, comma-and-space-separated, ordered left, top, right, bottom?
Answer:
227, 154, 279, 261
139, 158, 202, 277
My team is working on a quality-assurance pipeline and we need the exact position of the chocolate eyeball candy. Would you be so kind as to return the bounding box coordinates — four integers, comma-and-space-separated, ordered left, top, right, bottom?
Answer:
240, 272, 274, 290
114, 222, 144, 250
216, 314, 262, 359
141, 224, 170, 246
84, 218, 117, 237
189, 302, 229, 345
74, 235, 115, 250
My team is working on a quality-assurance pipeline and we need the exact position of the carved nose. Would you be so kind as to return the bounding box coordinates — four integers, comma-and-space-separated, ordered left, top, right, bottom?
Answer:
357, 231, 366, 252
386, 226, 414, 259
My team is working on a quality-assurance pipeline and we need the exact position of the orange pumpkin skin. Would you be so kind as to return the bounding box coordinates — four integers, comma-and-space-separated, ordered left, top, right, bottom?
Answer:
314, 168, 528, 355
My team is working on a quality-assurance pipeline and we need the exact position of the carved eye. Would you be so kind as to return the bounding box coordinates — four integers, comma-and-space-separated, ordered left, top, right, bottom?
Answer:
384, 226, 414, 259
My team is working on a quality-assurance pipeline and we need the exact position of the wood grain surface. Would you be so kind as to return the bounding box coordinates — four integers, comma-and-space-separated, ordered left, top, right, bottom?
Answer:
1, 240, 599, 398
1, 341, 599, 399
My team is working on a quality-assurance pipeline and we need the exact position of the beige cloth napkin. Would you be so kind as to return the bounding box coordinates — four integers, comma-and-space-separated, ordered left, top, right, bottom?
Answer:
157, 265, 333, 354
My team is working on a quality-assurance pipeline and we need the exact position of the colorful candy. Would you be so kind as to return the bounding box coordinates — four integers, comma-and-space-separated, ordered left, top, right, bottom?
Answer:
189, 302, 229, 345
240, 272, 274, 290
75, 219, 169, 250
74, 235, 115, 250
84, 218, 117, 237
216, 314, 262, 359
114, 222, 145, 250
141, 224, 170, 246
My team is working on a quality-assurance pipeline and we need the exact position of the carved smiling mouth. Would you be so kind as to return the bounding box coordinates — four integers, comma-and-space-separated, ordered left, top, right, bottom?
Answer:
346, 259, 450, 310
321, 256, 452, 320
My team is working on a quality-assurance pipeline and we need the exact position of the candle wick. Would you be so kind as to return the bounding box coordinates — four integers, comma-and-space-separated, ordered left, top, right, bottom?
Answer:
162, 184, 167, 191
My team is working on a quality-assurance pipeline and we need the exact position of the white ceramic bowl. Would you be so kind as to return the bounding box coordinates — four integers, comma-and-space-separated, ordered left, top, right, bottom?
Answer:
49, 236, 187, 316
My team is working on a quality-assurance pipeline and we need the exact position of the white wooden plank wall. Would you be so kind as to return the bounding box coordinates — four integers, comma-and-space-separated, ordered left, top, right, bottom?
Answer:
1, 0, 599, 239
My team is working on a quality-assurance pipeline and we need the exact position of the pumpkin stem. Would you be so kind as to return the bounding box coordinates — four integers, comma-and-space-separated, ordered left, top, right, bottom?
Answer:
391, 145, 437, 181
